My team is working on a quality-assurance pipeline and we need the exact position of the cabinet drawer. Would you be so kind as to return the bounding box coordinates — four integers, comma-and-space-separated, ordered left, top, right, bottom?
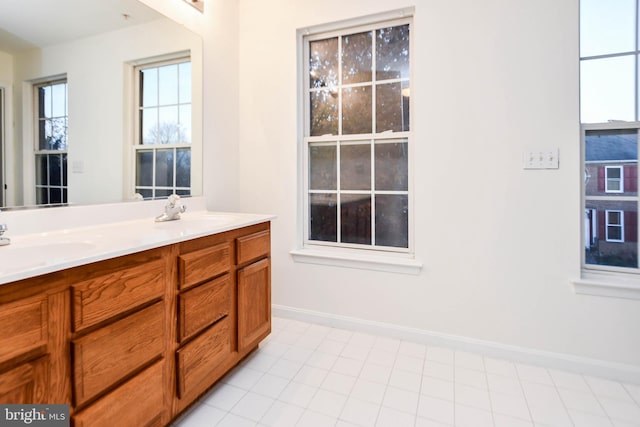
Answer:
236, 230, 270, 265
176, 317, 231, 398
72, 302, 164, 406
73, 361, 164, 427
0, 295, 47, 363
178, 274, 231, 342
71, 259, 165, 332
0, 356, 48, 404
178, 242, 231, 290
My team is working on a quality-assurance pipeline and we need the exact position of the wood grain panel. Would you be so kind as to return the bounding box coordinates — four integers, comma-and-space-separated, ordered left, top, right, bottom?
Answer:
0, 356, 48, 404
178, 242, 231, 290
236, 230, 270, 265
176, 317, 231, 398
0, 295, 47, 364
72, 259, 165, 331
72, 303, 164, 406
237, 258, 271, 352
73, 361, 165, 427
178, 274, 231, 342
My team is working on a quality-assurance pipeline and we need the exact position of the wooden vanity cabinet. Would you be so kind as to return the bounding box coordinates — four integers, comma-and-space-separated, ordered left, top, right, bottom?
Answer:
0, 221, 271, 426
69, 247, 171, 426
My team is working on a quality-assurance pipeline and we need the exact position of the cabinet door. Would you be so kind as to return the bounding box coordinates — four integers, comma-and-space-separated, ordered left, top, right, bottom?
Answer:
0, 357, 48, 404
237, 258, 271, 352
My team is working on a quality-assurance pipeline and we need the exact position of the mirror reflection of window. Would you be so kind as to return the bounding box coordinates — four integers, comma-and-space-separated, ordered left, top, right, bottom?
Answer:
135, 58, 192, 200
34, 79, 68, 205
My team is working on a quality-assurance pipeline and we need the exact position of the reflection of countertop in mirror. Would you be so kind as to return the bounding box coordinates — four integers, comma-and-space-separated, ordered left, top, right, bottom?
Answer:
0, 197, 274, 285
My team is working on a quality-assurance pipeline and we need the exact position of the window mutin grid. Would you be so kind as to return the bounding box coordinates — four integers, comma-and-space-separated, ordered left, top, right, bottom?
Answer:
34, 79, 68, 205
303, 18, 411, 252
134, 58, 192, 200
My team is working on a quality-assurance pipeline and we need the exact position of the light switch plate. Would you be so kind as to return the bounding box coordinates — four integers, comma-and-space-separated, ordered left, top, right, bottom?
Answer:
523, 148, 559, 169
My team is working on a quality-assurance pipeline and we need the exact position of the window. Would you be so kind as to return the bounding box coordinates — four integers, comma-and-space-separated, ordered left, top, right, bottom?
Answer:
578, 1, 640, 297
605, 210, 624, 242
134, 58, 191, 199
302, 18, 411, 253
34, 79, 68, 205
605, 166, 623, 193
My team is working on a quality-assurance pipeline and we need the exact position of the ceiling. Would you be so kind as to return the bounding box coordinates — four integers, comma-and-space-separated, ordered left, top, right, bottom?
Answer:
0, 0, 163, 53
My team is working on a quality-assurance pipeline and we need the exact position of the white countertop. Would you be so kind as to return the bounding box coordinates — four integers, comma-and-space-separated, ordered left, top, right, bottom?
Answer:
0, 200, 274, 285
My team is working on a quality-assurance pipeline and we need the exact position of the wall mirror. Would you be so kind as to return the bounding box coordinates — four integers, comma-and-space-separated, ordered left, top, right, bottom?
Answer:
0, 0, 203, 209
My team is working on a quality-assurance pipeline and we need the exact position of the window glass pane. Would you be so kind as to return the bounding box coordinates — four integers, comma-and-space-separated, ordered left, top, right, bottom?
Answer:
46, 118, 67, 150
580, 56, 635, 123
155, 189, 173, 198
375, 142, 408, 191
342, 86, 372, 134
155, 149, 174, 187
36, 187, 48, 205
49, 154, 61, 186
375, 194, 408, 248
176, 189, 191, 196
40, 86, 52, 118
310, 90, 338, 136
376, 82, 410, 132
179, 105, 192, 144
141, 67, 158, 107
49, 187, 62, 204
51, 83, 66, 117
35, 155, 47, 186
341, 194, 371, 244
310, 193, 337, 242
340, 143, 371, 190
136, 150, 153, 186
158, 106, 179, 144
136, 188, 153, 199
585, 201, 638, 268
37, 120, 47, 150
580, 0, 636, 57
176, 148, 191, 187
585, 130, 638, 197
342, 31, 372, 84
607, 167, 621, 179
142, 108, 159, 144
309, 145, 337, 190
62, 154, 67, 186
376, 25, 410, 81
179, 62, 192, 104
158, 64, 179, 106
309, 38, 338, 89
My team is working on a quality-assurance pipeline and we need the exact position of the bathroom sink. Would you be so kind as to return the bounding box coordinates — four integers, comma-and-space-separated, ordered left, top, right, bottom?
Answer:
0, 241, 98, 274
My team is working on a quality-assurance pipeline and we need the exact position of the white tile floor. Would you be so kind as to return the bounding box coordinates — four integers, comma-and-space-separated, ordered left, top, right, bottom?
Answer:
173, 317, 640, 427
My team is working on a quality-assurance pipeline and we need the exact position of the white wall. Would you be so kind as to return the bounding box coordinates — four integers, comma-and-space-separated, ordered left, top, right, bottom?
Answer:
234, 0, 640, 370
10, 18, 201, 206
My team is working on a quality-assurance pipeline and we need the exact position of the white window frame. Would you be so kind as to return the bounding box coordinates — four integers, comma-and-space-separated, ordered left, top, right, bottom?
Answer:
574, 122, 640, 299
605, 166, 624, 193
133, 56, 192, 200
605, 209, 625, 242
291, 8, 422, 275
33, 78, 68, 205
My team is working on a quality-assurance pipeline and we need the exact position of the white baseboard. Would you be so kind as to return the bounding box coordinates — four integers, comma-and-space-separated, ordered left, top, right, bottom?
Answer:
272, 304, 640, 385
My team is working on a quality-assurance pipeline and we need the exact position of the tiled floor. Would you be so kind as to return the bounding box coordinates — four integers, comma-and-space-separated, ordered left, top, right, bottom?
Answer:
173, 317, 640, 427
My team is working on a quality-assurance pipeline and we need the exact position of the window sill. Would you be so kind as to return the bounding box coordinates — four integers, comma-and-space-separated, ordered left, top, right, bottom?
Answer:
290, 248, 423, 275
570, 272, 640, 300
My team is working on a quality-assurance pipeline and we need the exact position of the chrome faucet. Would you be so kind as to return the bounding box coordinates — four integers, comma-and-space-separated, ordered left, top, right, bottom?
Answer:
155, 194, 187, 222
0, 223, 9, 246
